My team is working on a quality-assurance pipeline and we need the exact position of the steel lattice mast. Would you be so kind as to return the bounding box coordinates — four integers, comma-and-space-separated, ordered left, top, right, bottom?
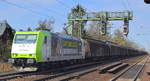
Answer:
67, 11, 133, 37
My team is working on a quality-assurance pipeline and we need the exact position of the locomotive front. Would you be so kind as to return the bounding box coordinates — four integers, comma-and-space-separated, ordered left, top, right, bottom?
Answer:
8, 31, 41, 71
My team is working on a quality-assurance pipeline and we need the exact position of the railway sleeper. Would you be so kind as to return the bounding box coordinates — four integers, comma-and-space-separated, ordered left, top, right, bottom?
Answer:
107, 63, 129, 74
60, 69, 97, 81
62, 62, 101, 72
99, 62, 122, 73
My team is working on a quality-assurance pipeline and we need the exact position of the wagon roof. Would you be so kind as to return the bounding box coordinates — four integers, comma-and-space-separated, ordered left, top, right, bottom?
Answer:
53, 33, 81, 41
85, 38, 107, 45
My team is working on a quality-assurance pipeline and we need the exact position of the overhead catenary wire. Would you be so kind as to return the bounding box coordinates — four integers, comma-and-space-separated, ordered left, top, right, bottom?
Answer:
72, 0, 77, 4
0, 0, 50, 17
121, 0, 129, 10
122, 0, 133, 11
70, 0, 76, 5
72, 0, 79, 5
125, 0, 133, 11
55, 0, 70, 9
72, 0, 93, 12
22, 0, 65, 17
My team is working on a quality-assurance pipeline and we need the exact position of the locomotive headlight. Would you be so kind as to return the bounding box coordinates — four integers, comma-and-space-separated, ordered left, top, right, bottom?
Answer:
27, 59, 34, 63
8, 59, 14, 63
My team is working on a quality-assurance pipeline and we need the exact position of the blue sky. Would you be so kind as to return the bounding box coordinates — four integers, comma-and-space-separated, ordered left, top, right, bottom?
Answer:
0, 0, 150, 51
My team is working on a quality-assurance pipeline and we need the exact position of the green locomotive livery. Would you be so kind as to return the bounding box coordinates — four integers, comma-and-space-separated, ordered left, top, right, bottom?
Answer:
9, 31, 83, 71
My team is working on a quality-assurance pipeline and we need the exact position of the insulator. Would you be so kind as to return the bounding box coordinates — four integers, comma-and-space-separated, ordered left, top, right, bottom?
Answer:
123, 27, 129, 36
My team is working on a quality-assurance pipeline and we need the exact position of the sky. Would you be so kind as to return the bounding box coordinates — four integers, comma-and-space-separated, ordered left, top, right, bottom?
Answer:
0, 0, 150, 51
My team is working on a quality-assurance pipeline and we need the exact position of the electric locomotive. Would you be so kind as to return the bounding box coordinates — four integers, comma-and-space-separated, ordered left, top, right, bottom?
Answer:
9, 31, 84, 71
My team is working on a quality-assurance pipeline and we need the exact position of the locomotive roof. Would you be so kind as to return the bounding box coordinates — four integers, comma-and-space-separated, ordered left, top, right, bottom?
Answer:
15, 31, 81, 41
52, 33, 81, 41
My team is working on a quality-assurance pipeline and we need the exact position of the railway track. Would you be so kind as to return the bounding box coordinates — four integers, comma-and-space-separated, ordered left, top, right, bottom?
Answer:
29, 62, 101, 81
32, 56, 146, 81
0, 71, 51, 81
109, 56, 149, 81
0, 55, 145, 81
12, 57, 126, 81
0, 61, 102, 81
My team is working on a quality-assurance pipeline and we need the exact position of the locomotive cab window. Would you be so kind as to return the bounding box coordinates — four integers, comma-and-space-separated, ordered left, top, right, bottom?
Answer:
44, 36, 47, 44
14, 34, 37, 44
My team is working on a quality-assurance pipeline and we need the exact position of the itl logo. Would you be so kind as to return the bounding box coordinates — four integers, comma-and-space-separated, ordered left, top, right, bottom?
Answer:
19, 44, 25, 47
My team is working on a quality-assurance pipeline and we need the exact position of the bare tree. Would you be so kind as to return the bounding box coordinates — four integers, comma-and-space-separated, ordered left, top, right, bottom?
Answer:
86, 21, 111, 40
71, 4, 86, 18
113, 29, 124, 39
36, 19, 55, 31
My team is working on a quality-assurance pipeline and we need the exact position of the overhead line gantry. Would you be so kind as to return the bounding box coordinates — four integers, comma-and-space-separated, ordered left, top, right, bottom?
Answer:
67, 11, 133, 38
